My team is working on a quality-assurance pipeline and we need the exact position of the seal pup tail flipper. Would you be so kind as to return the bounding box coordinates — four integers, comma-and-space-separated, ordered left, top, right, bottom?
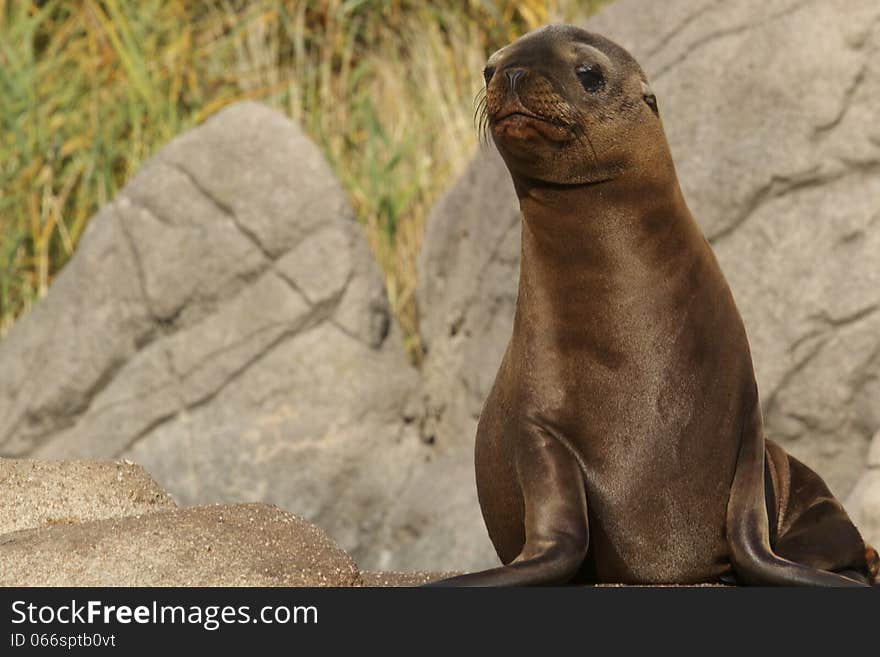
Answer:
426, 429, 589, 587
726, 396, 868, 587
866, 545, 880, 585
764, 439, 877, 585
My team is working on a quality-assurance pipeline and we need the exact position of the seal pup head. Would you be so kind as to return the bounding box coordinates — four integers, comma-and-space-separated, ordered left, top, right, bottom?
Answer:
481, 24, 670, 188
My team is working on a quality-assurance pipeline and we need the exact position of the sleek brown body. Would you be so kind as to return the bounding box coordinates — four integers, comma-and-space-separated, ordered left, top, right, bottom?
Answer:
433, 25, 877, 586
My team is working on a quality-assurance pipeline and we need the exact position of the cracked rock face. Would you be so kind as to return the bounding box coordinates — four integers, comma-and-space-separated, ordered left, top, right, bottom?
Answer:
416, 0, 880, 566
0, 102, 422, 569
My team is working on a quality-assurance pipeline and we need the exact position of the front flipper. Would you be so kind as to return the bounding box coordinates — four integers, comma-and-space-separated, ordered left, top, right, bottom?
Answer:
726, 393, 869, 587
429, 428, 589, 586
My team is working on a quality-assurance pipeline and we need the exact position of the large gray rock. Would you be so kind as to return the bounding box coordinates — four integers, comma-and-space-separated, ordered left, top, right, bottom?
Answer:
0, 503, 360, 586
0, 102, 425, 568
415, 0, 880, 567
0, 457, 175, 536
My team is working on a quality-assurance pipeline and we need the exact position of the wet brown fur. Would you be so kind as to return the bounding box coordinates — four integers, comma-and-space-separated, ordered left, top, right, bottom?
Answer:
433, 25, 875, 587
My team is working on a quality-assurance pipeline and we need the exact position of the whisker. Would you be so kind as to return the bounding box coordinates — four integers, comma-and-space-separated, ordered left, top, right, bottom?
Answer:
473, 87, 491, 146
472, 87, 486, 121
481, 109, 492, 146
478, 113, 488, 146
473, 94, 486, 127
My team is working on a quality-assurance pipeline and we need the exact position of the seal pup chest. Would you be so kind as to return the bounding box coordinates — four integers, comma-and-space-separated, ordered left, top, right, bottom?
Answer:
503, 273, 748, 582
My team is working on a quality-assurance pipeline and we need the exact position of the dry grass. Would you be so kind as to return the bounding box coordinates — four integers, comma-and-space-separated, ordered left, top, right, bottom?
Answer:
0, 0, 609, 358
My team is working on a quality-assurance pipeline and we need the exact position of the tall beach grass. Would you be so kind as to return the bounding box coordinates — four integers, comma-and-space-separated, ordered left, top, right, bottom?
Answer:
0, 0, 608, 359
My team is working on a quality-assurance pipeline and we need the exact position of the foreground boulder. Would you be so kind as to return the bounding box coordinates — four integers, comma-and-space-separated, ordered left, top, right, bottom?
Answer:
414, 0, 880, 567
0, 102, 424, 569
0, 503, 360, 587
0, 457, 175, 536
360, 571, 455, 587
0, 458, 452, 586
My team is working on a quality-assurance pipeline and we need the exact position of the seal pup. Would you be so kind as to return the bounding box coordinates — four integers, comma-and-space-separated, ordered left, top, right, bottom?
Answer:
433, 25, 878, 586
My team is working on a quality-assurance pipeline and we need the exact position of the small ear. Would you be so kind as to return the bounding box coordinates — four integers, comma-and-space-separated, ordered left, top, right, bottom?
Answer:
641, 80, 659, 116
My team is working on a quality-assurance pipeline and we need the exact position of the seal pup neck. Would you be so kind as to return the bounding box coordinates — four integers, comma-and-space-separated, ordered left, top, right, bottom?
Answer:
513, 167, 699, 274
480, 25, 705, 321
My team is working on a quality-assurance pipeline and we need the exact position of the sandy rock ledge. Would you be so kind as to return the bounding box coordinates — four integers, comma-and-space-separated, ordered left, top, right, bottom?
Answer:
0, 503, 361, 587
0, 457, 447, 587
0, 457, 175, 536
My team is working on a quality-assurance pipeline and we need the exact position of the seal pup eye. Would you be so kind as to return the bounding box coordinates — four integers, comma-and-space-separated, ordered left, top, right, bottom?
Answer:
483, 66, 495, 85
576, 64, 605, 92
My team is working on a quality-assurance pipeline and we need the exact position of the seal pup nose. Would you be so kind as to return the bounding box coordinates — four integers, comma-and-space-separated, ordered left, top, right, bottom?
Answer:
505, 68, 525, 92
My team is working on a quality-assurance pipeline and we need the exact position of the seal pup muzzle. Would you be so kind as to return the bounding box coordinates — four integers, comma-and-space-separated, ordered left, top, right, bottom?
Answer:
432, 24, 877, 587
